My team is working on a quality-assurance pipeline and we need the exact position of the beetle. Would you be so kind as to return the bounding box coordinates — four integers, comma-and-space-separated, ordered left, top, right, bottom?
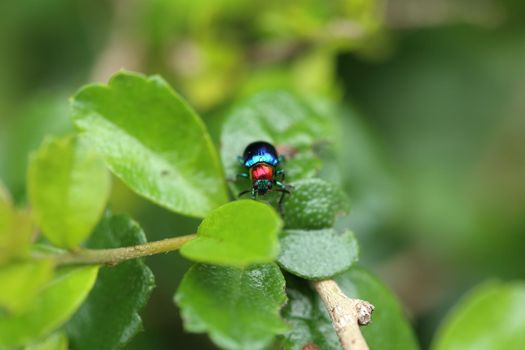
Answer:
237, 141, 291, 211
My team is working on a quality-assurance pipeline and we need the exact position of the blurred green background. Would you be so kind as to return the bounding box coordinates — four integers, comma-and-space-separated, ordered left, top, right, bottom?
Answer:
1, 0, 524, 348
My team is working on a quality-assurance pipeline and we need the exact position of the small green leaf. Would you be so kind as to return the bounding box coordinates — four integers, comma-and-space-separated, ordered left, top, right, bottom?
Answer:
432, 282, 525, 350
0, 182, 33, 265
181, 200, 282, 266
221, 91, 336, 194
0, 260, 54, 314
281, 267, 419, 350
278, 229, 358, 280
284, 178, 349, 230
0, 265, 99, 348
28, 135, 110, 248
175, 263, 288, 350
66, 214, 155, 350
0, 182, 10, 234
24, 332, 68, 350
71, 71, 228, 218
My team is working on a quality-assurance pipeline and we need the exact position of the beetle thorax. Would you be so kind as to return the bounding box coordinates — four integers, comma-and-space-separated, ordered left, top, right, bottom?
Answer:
250, 163, 274, 182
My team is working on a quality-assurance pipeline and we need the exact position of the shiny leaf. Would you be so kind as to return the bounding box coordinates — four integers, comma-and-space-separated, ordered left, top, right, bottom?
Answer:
278, 229, 358, 280
432, 282, 525, 350
66, 214, 155, 350
0, 265, 99, 348
28, 135, 110, 248
71, 71, 228, 218
175, 263, 288, 350
181, 200, 282, 266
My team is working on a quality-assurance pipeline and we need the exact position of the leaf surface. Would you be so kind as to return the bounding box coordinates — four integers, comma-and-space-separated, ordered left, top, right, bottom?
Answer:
181, 200, 282, 266
0, 182, 33, 265
432, 282, 525, 350
175, 263, 288, 350
284, 178, 349, 230
28, 135, 110, 248
278, 229, 358, 279
0, 260, 54, 314
71, 71, 228, 218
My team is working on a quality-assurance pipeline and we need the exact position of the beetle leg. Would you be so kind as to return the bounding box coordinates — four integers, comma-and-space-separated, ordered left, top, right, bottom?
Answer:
275, 188, 290, 216
276, 169, 285, 181
237, 156, 245, 165
236, 172, 249, 179
275, 180, 288, 189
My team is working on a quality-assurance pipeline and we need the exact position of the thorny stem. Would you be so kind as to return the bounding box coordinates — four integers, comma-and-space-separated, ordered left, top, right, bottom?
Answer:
42, 234, 196, 266
312, 279, 375, 350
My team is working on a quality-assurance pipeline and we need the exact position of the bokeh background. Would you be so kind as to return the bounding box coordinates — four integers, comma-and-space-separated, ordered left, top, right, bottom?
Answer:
1, 0, 524, 349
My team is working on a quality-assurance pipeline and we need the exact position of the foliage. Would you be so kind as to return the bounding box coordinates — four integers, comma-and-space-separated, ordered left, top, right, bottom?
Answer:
0, 71, 373, 349
0, 63, 523, 350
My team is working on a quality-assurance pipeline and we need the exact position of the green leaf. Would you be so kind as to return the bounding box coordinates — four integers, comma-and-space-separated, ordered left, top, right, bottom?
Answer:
175, 263, 288, 350
220, 91, 336, 194
0, 265, 99, 348
281, 267, 419, 350
71, 71, 228, 218
432, 282, 525, 350
181, 200, 282, 266
65, 214, 155, 350
0, 182, 33, 265
0, 260, 54, 314
278, 229, 358, 280
284, 178, 349, 230
28, 135, 110, 248
24, 332, 68, 350
0, 182, 10, 234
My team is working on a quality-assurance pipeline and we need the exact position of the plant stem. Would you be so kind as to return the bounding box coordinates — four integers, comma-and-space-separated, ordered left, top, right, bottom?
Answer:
312, 279, 374, 350
51, 234, 196, 266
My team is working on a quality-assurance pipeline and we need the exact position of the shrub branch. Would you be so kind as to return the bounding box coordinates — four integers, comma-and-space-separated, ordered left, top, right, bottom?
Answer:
43, 234, 196, 266
313, 279, 375, 350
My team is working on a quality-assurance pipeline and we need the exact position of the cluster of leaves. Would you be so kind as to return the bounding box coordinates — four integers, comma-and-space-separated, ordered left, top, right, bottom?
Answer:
0, 71, 522, 350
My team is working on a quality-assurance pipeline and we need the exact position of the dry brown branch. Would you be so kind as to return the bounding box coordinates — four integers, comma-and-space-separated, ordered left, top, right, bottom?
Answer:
313, 279, 375, 350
